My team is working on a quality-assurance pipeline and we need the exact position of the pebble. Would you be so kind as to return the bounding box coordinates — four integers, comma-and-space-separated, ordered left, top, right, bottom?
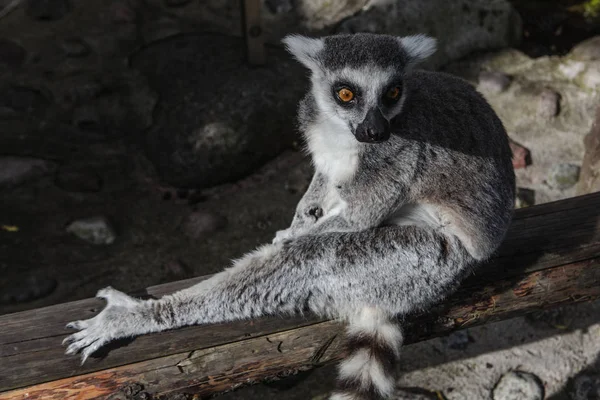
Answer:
55, 165, 103, 193
0, 85, 49, 114
478, 71, 512, 94
182, 211, 227, 240
0, 39, 26, 68
547, 163, 581, 190
0, 156, 55, 190
445, 329, 473, 350
72, 105, 102, 132
395, 387, 441, 399
569, 371, 600, 400
492, 371, 544, 400
537, 88, 561, 118
509, 140, 531, 169
164, 0, 191, 7
25, 0, 71, 20
0, 275, 57, 304
60, 37, 91, 58
515, 188, 535, 208
265, 0, 293, 14
66, 216, 116, 245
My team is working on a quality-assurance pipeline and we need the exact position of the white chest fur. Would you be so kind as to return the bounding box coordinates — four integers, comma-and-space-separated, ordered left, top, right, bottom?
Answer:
306, 119, 360, 184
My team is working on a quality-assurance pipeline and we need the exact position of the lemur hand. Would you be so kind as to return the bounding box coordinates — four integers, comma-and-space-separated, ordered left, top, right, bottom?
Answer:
63, 287, 148, 364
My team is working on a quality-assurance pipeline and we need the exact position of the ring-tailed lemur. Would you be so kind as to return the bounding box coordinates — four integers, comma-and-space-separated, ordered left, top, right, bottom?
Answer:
63, 33, 515, 400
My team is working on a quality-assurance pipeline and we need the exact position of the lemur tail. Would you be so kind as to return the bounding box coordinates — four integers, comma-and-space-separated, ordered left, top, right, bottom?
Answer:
331, 308, 403, 400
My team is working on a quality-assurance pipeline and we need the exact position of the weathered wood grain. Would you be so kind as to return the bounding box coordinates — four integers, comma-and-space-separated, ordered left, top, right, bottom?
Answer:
0, 192, 599, 399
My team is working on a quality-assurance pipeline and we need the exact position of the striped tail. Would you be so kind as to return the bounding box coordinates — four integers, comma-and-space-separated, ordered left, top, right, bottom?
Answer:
331, 308, 404, 400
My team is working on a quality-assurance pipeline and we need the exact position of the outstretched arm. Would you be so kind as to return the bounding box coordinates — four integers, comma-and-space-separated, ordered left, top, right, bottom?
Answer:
64, 225, 474, 363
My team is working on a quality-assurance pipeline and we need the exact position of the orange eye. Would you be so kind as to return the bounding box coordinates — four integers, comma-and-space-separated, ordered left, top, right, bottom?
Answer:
386, 87, 401, 100
337, 88, 354, 102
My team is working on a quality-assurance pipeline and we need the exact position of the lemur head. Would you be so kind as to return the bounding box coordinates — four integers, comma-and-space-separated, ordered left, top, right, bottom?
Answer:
283, 33, 436, 143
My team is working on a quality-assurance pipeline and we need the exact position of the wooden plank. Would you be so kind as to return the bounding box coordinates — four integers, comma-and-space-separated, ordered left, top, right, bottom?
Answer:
2, 257, 599, 400
0, 192, 599, 396
241, 0, 265, 65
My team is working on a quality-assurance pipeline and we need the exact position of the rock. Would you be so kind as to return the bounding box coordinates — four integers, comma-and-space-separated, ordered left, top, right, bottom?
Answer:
131, 34, 305, 188
478, 71, 512, 94
569, 36, 600, 61
394, 387, 441, 399
525, 307, 573, 330
140, 16, 182, 44
55, 165, 103, 193
537, 88, 560, 118
0, 275, 57, 304
0, 39, 26, 69
0, 85, 50, 116
164, 0, 191, 7
108, 0, 138, 24
445, 329, 473, 350
547, 163, 581, 190
182, 211, 227, 239
265, 0, 293, 14
492, 371, 544, 400
25, 0, 71, 20
0, 156, 56, 190
60, 37, 91, 57
509, 139, 531, 169
515, 188, 535, 208
336, 0, 522, 69
444, 40, 600, 204
577, 106, 600, 195
66, 216, 116, 245
568, 371, 600, 400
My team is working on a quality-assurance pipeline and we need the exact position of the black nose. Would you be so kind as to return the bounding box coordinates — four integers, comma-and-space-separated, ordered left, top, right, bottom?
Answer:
355, 109, 390, 143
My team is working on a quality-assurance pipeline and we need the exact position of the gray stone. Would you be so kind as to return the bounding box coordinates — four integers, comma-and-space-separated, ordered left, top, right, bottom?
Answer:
569, 371, 600, 400
445, 329, 473, 350
0, 275, 57, 304
478, 71, 512, 94
336, 0, 522, 69
164, 0, 191, 7
515, 188, 535, 208
492, 371, 544, 400
547, 163, 581, 190
0, 39, 26, 69
140, 15, 182, 44
55, 165, 103, 193
444, 42, 600, 204
394, 387, 440, 399
66, 216, 116, 245
0, 156, 56, 190
182, 211, 227, 239
537, 88, 561, 118
0, 85, 50, 116
25, 0, 71, 20
60, 37, 91, 57
265, 0, 292, 14
130, 34, 305, 188
569, 36, 600, 61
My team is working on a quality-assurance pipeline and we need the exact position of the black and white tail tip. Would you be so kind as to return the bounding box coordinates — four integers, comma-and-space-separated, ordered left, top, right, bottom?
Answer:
331, 308, 404, 400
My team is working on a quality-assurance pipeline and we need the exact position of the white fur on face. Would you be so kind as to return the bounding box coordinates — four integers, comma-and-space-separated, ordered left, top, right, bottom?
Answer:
305, 64, 404, 183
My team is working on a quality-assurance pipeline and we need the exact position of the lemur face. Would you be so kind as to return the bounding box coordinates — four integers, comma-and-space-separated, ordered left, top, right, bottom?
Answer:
283, 33, 436, 144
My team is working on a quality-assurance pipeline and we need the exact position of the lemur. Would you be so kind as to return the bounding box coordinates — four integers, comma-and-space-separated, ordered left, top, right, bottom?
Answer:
63, 33, 515, 400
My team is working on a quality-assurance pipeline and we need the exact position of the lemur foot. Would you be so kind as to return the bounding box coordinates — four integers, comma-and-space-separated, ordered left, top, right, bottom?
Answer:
63, 286, 142, 364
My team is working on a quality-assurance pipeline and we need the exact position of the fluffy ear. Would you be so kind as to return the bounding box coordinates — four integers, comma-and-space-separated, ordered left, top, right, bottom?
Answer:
398, 34, 437, 65
282, 34, 324, 71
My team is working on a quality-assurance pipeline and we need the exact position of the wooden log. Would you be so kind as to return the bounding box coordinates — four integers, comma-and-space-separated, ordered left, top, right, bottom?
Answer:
241, 0, 265, 66
1, 192, 600, 399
